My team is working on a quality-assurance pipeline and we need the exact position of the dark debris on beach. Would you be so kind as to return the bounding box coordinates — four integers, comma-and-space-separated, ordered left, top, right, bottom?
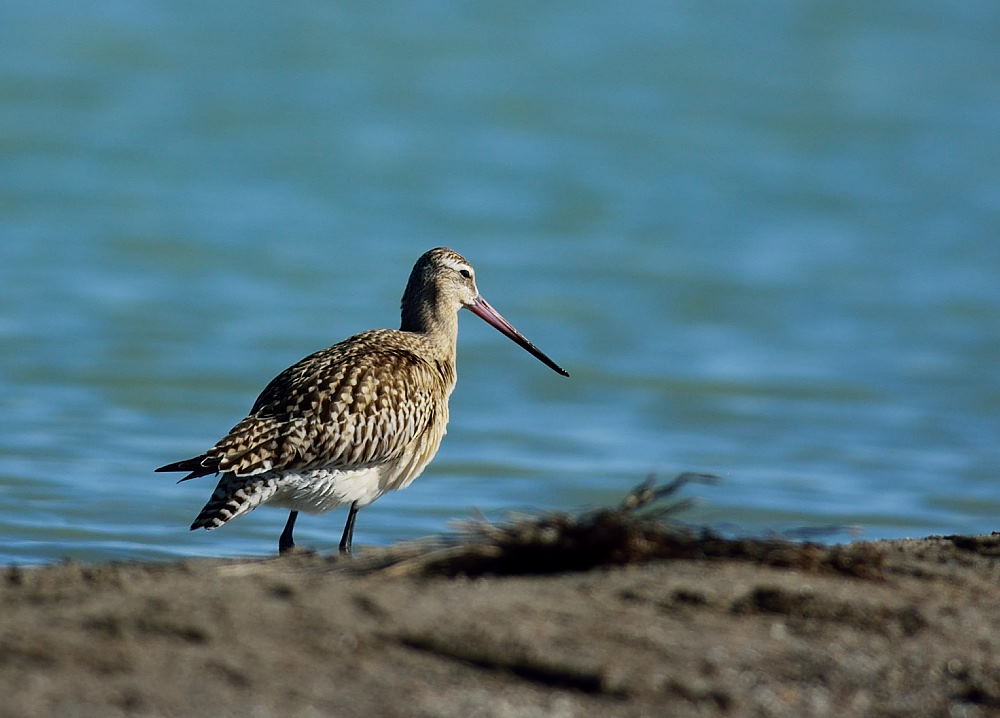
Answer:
345, 473, 888, 579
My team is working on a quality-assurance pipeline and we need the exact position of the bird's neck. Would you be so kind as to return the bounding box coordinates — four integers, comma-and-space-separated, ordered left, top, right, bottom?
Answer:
400, 294, 459, 359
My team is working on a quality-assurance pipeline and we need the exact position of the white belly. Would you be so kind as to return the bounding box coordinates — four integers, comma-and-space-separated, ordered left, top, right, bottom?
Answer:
263, 467, 389, 514
231, 422, 446, 519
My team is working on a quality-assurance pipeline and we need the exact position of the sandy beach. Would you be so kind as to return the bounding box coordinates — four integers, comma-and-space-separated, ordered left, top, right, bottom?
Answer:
2, 492, 999, 718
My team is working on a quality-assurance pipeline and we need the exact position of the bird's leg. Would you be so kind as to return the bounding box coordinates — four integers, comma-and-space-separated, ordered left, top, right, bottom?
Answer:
279, 510, 299, 554
339, 502, 359, 556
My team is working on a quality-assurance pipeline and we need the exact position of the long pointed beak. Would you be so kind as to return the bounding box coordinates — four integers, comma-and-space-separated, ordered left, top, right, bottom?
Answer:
467, 296, 570, 377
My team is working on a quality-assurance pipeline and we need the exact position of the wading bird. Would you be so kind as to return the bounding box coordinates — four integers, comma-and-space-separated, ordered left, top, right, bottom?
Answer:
156, 247, 568, 555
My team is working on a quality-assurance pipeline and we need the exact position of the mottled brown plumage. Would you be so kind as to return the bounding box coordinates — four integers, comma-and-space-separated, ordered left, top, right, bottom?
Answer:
156, 247, 568, 555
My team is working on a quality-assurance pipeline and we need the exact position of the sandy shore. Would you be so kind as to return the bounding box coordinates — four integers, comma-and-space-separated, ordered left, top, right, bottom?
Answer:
2, 505, 999, 717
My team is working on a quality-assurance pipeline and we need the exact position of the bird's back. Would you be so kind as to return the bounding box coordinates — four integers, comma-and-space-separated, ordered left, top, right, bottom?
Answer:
159, 329, 457, 482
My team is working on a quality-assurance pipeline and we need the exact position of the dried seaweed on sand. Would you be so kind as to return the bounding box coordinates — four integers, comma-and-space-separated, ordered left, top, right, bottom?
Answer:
346, 474, 885, 579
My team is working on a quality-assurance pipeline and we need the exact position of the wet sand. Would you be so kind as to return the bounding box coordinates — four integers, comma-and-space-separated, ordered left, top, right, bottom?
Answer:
2, 508, 999, 718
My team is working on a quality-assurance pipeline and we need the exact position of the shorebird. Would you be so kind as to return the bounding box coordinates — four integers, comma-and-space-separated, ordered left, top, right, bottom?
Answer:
156, 247, 568, 556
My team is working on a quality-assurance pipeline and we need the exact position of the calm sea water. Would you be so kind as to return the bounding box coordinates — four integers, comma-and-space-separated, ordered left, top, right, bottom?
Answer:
2, 2, 998, 563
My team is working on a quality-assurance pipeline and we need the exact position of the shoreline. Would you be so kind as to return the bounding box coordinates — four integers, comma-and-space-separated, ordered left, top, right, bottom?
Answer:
2, 526, 998, 717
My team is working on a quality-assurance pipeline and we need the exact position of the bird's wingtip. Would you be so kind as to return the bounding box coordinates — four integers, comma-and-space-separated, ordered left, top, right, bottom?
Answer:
156, 456, 215, 482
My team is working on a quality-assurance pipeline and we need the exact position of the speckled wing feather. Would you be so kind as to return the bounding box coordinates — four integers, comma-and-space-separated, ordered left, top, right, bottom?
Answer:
158, 330, 453, 480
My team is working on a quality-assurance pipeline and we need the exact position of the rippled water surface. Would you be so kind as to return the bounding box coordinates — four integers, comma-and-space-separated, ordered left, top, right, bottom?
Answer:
2, 2, 999, 563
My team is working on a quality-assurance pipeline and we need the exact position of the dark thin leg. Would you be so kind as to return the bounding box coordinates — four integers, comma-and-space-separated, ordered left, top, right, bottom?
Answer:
339, 502, 359, 556
279, 510, 298, 554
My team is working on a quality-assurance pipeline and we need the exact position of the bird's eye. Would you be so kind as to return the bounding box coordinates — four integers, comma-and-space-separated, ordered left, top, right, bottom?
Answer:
459, 269, 472, 279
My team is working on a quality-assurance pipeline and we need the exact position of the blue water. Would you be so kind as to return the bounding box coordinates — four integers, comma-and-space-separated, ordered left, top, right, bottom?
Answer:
2, 1, 999, 563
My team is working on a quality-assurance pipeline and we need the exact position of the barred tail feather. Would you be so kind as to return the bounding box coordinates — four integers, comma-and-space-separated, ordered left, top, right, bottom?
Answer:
190, 474, 280, 531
